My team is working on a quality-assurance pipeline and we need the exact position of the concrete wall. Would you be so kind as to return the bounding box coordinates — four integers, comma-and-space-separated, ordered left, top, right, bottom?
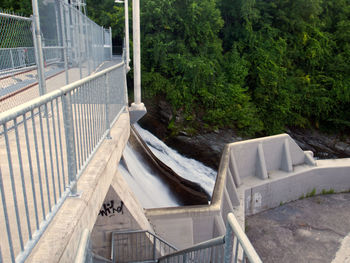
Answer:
245, 159, 350, 216
91, 169, 153, 259
145, 134, 350, 249
27, 112, 130, 263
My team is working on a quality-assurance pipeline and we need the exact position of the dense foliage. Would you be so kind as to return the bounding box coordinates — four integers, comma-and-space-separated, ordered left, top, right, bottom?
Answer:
3, 0, 349, 135
141, 0, 349, 135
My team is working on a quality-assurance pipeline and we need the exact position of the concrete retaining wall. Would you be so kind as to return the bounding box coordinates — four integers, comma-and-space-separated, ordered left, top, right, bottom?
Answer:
145, 134, 350, 250
91, 169, 153, 259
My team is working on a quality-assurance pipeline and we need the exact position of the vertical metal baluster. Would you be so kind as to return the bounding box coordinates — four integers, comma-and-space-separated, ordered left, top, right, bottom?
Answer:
3, 122, 24, 251
213, 246, 216, 263
81, 82, 89, 157
0, 167, 15, 263
38, 106, 52, 211
96, 78, 103, 140
83, 82, 92, 157
234, 237, 239, 263
31, 109, 46, 219
50, 100, 62, 197
23, 113, 39, 230
77, 85, 85, 163
14, 118, 32, 240
105, 73, 111, 139
45, 103, 57, 204
96, 77, 102, 139
72, 89, 81, 171
62, 92, 77, 194
91, 79, 98, 145
77, 87, 85, 167
55, 99, 66, 190
87, 81, 94, 152
153, 237, 157, 261
91, 80, 100, 148
224, 224, 233, 263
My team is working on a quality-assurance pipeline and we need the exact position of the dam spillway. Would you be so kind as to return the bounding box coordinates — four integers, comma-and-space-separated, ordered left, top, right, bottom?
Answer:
119, 124, 216, 208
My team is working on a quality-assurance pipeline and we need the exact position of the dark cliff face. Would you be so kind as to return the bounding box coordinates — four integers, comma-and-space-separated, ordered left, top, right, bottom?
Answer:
138, 98, 350, 170
286, 128, 350, 159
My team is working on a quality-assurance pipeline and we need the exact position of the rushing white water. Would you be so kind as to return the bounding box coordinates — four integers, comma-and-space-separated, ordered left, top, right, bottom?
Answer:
120, 144, 181, 208
134, 124, 217, 195
119, 124, 217, 208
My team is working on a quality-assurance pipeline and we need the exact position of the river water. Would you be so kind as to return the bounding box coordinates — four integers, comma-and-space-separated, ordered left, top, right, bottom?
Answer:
119, 124, 217, 208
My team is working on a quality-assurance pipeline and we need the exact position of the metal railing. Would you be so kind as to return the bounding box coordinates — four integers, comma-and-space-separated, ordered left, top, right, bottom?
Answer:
0, 5, 113, 112
158, 213, 262, 263
111, 230, 177, 263
158, 236, 225, 263
224, 213, 262, 263
0, 61, 127, 263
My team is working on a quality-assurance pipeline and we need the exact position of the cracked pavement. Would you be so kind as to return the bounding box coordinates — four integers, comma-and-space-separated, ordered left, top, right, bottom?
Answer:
245, 193, 350, 263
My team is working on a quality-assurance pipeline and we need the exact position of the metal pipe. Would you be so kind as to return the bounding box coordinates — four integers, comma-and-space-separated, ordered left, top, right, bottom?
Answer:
30, 1, 47, 95
124, 0, 130, 69
132, 0, 141, 104
109, 27, 113, 60
59, 1, 69, 84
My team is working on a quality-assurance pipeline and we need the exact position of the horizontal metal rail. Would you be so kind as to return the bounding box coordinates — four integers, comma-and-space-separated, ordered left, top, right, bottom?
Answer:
158, 235, 225, 262
0, 61, 127, 263
0, 12, 32, 21
111, 230, 177, 263
0, 62, 123, 122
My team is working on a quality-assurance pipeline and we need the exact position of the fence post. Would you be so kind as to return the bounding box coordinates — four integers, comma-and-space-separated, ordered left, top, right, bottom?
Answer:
153, 237, 157, 260
59, 1, 69, 85
9, 49, 15, 69
31, 0, 47, 96
105, 73, 111, 139
224, 221, 233, 263
85, 15, 91, 75
109, 27, 113, 60
62, 92, 77, 194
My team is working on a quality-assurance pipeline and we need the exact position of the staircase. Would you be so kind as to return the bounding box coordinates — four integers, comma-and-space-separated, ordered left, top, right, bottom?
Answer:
105, 213, 262, 263
75, 213, 262, 263
111, 230, 177, 263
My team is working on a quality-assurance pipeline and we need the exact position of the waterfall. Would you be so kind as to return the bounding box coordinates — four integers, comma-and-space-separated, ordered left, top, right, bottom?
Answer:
119, 124, 216, 208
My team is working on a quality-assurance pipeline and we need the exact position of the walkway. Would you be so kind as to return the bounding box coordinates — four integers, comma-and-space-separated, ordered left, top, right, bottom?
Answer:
0, 57, 125, 262
246, 193, 350, 263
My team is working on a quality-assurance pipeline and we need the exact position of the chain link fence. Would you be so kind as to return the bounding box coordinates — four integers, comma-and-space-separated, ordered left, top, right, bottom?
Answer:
0, 1, 113, 113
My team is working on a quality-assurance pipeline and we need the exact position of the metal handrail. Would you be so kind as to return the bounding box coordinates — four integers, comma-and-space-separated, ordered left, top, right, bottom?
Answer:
158, 235, 225, 262
0, 62, 123, 122
111, 230, 177, 263
0, 61, 127, 263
